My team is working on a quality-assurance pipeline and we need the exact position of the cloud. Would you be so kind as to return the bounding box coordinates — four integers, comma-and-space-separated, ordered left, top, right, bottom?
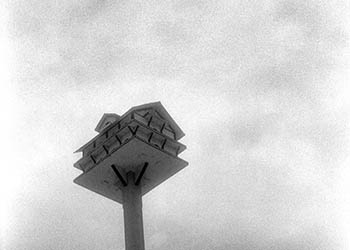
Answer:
6, 0, 350, 249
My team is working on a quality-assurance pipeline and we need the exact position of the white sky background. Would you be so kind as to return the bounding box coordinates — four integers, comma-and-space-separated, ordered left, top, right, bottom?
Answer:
1, 0, 350, 249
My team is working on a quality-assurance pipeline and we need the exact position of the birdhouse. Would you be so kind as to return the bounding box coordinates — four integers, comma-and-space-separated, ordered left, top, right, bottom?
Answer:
73, 102, 188, 203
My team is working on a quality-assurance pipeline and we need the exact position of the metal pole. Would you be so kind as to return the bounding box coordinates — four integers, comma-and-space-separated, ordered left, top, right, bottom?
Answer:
122, 171, 145, 250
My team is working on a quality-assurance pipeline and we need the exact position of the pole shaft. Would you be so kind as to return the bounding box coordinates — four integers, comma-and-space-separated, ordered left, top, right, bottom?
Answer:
122, 172, 145, 250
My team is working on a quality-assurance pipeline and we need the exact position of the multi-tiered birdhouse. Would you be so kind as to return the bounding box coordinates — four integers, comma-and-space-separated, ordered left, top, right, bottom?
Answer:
73, 102, 188, 203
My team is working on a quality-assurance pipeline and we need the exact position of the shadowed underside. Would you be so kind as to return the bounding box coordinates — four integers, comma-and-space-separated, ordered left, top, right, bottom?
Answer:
74, 137, 188, 203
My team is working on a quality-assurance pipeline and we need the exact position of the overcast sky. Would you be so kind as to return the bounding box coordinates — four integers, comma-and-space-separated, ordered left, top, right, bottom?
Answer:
1, 0, 350, 249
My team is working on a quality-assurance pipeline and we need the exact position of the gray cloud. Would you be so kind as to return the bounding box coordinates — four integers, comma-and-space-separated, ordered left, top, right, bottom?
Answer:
7, 0, 350, 249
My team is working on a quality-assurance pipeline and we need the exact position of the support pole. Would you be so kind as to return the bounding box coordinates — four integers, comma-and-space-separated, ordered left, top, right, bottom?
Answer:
122, 171, 145, 250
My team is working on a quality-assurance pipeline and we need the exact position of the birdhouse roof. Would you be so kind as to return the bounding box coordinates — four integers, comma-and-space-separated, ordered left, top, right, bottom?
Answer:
122, 101, 185, 140
74, 102, 185, 153
94, 113, 121, 133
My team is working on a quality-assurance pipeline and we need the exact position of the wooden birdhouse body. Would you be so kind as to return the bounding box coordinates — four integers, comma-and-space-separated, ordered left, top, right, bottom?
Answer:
73, 102, 188, 203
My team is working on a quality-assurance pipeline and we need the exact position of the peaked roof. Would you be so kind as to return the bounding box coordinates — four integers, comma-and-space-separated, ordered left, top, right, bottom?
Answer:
94, 113, 120, 133
122, 101, 185, 140
74, 101, 185, 153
